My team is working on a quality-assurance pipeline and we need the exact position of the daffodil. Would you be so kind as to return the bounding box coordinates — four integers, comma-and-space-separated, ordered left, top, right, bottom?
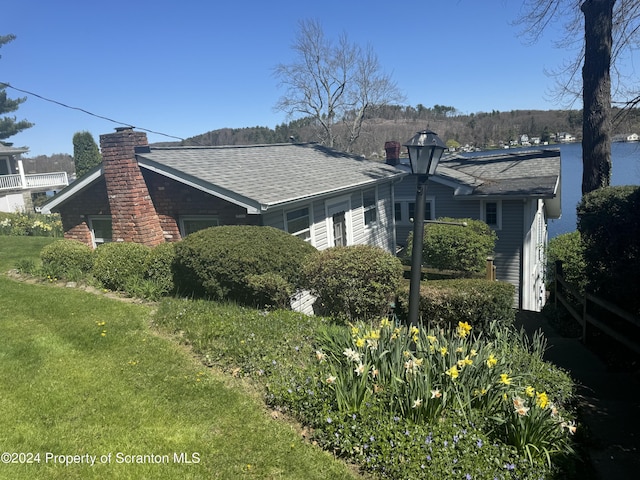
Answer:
430, 389, 442, 399
354, 363, 366, 376
355, 337, 365, 348
440, 346, 448, 356
525, 385, 535, 397
427, 335, 437, 344
412, 398, 423, 408
486, 354, 498, 368
380, 317, 391, 328
445, 365, 459, 379
315, 350, 326, 362
326, 375, 337, 384
343, 348, 361, 363
457, 321, 472, 338
535, 391, 549, 409
499, 373, 511, 385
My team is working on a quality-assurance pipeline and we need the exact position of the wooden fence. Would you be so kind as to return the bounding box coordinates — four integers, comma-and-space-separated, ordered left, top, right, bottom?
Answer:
554, 260, 640, 355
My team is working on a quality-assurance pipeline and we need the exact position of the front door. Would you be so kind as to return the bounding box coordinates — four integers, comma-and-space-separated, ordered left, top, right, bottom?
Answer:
332, 212, 347, 247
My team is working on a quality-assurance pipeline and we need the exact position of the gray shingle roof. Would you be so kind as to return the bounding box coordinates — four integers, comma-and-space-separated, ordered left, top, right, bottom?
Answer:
438, 148, 561, 197
136, 143, 405, 210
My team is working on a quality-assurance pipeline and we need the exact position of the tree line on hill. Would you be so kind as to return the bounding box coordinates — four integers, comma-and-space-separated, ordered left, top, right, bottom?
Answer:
154, 105, 640, 159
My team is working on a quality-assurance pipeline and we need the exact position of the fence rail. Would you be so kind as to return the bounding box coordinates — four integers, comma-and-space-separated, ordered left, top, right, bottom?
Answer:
554, 260, 640, 355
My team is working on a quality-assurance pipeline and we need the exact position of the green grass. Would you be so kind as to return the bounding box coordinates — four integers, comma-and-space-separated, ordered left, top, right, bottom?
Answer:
0, 237, 360, 480
0, 236, 55, 272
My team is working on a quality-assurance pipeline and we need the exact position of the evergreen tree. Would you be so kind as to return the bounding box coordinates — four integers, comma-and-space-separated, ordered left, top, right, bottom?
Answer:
73, 131, 101, 177
0, 34, 33, 140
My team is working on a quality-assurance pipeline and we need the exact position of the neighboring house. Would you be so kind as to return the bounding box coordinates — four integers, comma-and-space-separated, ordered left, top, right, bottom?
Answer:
42, 125, 405, 252
613, 133, 639, 142
0, 143, 69, 212
389, 145, 561, 312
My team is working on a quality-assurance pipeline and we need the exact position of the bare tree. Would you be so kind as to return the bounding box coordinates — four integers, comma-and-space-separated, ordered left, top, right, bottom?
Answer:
516, 0, 640, 194
273, 19, 404, 153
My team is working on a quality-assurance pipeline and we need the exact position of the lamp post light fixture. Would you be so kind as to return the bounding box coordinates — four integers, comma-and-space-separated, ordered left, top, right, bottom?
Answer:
403, 130, 447, 327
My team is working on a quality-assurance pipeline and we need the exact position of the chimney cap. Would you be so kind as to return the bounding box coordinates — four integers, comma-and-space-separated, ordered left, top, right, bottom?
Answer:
115, 126, 134, 132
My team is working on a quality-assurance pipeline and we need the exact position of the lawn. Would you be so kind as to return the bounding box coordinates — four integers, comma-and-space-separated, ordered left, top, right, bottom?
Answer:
0, 236, 360, 480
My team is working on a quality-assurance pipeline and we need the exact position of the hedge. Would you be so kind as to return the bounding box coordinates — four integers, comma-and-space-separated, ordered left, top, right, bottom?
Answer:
173, 225, 317, 306
396, 279, 515, 332
303, 245, 404, 321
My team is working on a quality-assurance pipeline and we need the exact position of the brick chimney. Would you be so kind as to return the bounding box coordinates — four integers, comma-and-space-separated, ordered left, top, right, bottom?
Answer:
100, 127, 165, 246
384, 141, 401, 166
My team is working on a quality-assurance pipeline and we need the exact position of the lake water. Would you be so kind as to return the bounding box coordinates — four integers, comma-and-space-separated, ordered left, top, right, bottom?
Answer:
548, 142, 640, 238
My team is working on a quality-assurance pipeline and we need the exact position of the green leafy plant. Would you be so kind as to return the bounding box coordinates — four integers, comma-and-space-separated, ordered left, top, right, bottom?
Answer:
173, 225, 316, 304
546, 231, 586, 294
407, 217, 497, 275
92, 241, 151, 292
0, 212, 62, 237
40, 238, 94, 280
578, 185, 640, 315
396, 278, 515, 331
302, 245, 403, 321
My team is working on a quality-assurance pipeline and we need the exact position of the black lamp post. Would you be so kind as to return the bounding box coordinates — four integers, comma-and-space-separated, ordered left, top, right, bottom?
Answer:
403, 130, 446, 327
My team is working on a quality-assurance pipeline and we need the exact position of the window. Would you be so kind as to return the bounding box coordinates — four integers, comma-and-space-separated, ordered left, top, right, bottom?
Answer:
362, 189, 377, 226
180, 216, 219, 236
286, 207, 311, 241
394, 202, 402, 222
88, 216, 112, 247
408, 200, 434, 222
482, 201, 501, 229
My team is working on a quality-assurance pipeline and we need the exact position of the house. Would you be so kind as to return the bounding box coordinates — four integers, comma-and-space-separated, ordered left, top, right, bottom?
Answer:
613, 133, 639, 142
0, 142, 69, 212
42, 127, 405, 253
388, 145, 561, 312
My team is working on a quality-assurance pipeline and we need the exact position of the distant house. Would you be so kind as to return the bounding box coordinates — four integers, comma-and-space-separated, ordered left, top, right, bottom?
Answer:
42, 127, 404, 252
613, 133, 639, 142
0, 143, 68, 212
557, 132, 576, 143
389, 147, 561, 312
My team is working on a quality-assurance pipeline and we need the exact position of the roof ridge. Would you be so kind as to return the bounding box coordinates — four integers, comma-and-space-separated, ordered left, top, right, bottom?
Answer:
149, 142, 318, 151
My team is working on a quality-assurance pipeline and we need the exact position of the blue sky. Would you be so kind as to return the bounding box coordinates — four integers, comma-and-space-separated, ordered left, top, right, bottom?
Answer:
2, 0, 589, 156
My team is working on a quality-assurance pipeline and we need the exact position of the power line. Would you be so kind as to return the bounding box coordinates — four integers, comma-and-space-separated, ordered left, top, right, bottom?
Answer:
0, 82, 185, 142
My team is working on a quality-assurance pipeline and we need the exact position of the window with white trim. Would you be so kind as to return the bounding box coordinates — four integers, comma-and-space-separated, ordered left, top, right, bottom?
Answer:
362, 188, 377, 226
88, 216, 112, 247
285, 207, 311, 241
180, 216, 219, 237
408, 200, 434, 222
481, 201, 502, 229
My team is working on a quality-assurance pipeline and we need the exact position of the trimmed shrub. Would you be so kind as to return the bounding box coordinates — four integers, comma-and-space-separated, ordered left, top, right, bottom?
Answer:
302, 245, 404, 321
396, 279, 516, 332
40, 239, 94, 279
546, 231, 586, 294
407, 217, 497, 276
578, 185, 640, 315
246, 272, 294, 310
142, 242, 177, 298
92, 242, 151, 292
173, 225, 316, 305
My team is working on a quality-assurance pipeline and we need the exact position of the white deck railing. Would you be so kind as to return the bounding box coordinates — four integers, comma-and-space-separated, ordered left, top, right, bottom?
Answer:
0, 172, 68, 192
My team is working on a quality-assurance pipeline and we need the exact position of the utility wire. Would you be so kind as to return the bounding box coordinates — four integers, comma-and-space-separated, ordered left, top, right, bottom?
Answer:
1, 82, 186, 142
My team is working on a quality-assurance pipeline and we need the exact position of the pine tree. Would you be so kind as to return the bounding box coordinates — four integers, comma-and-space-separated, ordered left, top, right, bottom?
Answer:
73, 131, 101, 177
0, 34, 33, 140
